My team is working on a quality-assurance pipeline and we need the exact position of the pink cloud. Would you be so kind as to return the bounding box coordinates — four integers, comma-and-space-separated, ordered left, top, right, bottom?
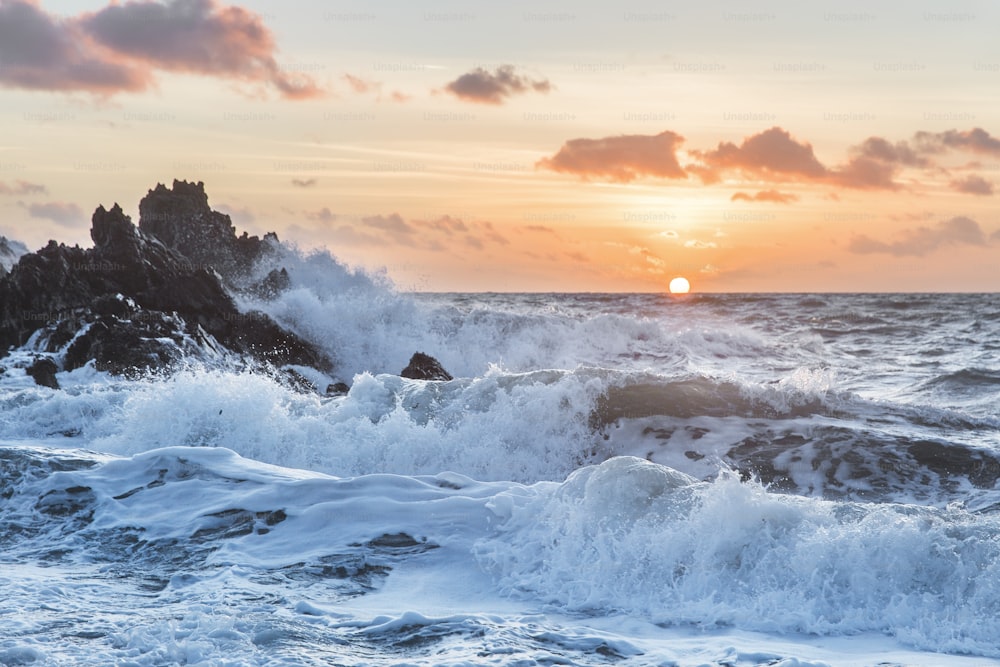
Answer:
0, 179, 47, 195
537, 131, 686, 183
692, 127, 827, 183
730, 189, 798, 203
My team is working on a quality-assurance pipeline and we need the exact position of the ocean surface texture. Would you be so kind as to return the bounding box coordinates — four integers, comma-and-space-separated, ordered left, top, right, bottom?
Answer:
2, 259, 999, 666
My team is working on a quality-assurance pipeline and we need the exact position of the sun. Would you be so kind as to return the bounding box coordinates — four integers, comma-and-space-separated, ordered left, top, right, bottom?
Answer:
668, 276, 691, 294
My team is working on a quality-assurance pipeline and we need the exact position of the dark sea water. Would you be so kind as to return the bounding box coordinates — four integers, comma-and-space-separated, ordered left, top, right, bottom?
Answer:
2, 280, 999, 665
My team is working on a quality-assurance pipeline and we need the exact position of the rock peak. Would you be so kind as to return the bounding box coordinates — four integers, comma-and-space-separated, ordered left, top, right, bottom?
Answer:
138, 178, 274, 284
90, 202, 137, 250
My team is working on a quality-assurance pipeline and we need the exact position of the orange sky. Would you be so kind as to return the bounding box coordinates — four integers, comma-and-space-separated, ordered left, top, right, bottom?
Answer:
1, 0, 998, 291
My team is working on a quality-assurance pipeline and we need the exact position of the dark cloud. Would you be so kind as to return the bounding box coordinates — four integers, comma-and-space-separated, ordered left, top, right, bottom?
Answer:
730, 189, 798, 203
0, 180, 47, 195
537, 131, 686, 183
0, 0, 321, 99
291, 178, 316, 188
444, 65, 551, 105
848, 216, 988, 256
24, 200, 84, 226
0, 0, 149, 93
950, 174, 994, 196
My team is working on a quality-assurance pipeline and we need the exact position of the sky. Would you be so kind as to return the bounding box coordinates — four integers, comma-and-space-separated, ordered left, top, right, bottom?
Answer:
1, 0, 998, 292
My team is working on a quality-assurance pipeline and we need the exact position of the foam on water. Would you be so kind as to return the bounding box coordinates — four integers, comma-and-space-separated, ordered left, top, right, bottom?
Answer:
3, 445, 1000, 665
478, 456, 1000, 656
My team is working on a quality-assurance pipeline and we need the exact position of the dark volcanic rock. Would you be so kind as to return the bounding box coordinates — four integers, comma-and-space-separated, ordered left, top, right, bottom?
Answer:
400, 352, 452, 381
138, 180, 277, 286
26, 357, 60, 389
0, 194, 329, 377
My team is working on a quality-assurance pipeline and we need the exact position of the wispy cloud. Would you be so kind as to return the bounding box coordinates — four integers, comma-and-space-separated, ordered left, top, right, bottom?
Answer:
0, 0, 322, 99
731, 189, 798, 203
0, 180, 47, 195
23, 200, 84, 226
848, 216, 989, 256
444, 65, 551, 105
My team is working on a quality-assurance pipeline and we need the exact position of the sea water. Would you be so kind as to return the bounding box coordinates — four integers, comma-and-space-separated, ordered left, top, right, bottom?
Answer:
2, 247, 999, 665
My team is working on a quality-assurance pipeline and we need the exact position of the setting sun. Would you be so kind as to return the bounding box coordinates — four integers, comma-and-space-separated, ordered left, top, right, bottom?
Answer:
669, 276, 691, 294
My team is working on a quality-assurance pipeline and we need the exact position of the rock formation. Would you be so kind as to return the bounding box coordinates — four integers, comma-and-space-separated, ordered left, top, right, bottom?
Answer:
0, 183, 329, 384
138, 180, 277, 287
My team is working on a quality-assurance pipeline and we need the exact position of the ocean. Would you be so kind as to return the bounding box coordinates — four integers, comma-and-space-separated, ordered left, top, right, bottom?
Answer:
2, 249, 999, 666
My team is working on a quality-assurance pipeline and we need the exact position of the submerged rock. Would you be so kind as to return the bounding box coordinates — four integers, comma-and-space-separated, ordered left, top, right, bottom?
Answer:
400, 352, 453, 381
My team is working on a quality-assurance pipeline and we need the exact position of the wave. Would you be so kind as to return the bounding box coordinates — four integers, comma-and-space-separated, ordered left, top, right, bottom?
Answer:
6, 445, 998, 659
477, 456, 1000, 657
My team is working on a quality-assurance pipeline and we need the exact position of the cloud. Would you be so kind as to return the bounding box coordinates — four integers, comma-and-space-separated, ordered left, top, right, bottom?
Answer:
291, 178, 316, 188
444, 65, 551, 105
692, 127, 827, 183
23, 200, 84, 226
853, 136, 929, 167
537, 131, 686, 183
684, 239, 718, 249
416, 215, 468, 235
950, 174, 994, 196
827, 155, 902, 190
914, 128, 1000, 156
848, 216, 989, 256
343, 74, 374, 94
0, 179, 47, 195
305, 207, 336, 224
342, 72, 411, 103
361, 213, 415, 236
0, 0, 321, 99
730, 189, 798, 203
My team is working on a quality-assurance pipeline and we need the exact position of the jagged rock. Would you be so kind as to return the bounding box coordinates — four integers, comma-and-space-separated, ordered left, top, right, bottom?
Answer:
400, 352, 452, 381
0, 192, 330, 377
26, 357, 59, 389
138, 180, 277, 286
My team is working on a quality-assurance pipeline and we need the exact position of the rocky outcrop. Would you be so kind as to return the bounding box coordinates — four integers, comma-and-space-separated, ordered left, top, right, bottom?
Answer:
138, 180, 277, 287
0, 193, 329, 377
400, 352, 452, 381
